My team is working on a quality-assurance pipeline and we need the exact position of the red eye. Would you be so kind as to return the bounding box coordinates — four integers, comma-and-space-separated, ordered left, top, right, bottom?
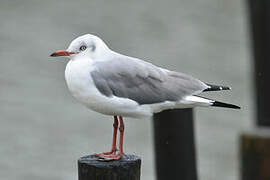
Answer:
79, 45, 87, 51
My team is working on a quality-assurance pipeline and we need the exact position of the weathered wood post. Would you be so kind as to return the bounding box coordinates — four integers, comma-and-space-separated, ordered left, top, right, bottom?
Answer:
153, 109, 197, 180
78, 154, 141, 180
241, 0, 270, 179
241, 130, 270, 180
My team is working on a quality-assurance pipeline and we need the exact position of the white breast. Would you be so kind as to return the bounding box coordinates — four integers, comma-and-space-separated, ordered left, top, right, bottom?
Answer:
65, 59, 96, 99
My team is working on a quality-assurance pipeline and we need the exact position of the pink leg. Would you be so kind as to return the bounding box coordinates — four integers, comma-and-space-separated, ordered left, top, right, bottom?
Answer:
119, 116, 124, 156
98, 116, 125, 161
111, 116, 118, 153
93, 116, 118, 156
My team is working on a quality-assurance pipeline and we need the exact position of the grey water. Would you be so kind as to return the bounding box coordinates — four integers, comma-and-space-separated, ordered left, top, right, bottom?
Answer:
0, 0, 252, 179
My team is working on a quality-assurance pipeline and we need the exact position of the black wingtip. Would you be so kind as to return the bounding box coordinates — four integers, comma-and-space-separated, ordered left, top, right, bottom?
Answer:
204, 84, 231, 92
212, 101, 241, 109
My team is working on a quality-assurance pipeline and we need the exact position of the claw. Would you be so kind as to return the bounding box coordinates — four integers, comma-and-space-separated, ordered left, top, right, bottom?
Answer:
98, 154, 122, 161
92, 149, 118, 157
92, 152, 113, 157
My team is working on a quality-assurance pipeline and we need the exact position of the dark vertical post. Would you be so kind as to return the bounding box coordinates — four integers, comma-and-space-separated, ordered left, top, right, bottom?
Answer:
248, 0, 270, 126
240, 1, 270, 180
78, 154, 141, 180
153, 109, 197, 180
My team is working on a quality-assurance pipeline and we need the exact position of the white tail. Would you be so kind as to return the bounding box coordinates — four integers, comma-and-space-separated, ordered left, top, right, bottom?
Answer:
183, 96, 240, 109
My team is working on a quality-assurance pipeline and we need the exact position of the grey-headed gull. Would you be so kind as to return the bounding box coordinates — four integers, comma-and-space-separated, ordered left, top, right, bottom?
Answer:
50, 34, 240, 161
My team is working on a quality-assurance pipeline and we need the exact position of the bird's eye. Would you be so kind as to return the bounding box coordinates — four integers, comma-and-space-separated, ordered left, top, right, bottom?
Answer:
79, 45, 87, 51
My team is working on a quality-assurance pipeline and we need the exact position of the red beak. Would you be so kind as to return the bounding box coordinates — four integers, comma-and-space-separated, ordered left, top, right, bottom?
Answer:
50, 50, 75, 57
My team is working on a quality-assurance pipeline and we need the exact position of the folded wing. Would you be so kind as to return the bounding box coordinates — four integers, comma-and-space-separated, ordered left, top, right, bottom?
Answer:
91, 55, 208, 105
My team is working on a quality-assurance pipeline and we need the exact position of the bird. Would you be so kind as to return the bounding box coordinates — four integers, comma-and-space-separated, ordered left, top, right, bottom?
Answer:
50, 34, 240, 161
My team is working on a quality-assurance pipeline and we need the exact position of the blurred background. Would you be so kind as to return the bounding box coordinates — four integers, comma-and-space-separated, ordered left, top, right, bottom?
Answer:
0, 0, 252, 180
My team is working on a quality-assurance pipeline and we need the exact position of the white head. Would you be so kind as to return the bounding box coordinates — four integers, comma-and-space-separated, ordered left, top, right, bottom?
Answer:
50, 34, 110, 59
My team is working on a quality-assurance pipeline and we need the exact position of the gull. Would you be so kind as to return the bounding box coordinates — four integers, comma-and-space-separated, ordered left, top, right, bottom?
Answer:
50, 34, 240, 161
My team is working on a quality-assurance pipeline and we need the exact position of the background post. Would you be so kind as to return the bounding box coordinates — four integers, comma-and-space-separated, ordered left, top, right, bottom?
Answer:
153, 109, 197, 180
240, 0, 270, 179
248, 0, 270, 127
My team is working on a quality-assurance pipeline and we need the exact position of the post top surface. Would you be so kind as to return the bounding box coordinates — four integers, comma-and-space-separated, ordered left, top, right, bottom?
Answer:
78, 154, 141, 168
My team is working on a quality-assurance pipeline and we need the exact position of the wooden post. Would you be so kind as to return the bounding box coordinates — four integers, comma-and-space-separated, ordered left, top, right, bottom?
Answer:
241, 130, 270, 180
153, 109, 197, 180
240, 1, 270, 180
78, 154, 141, 180
248, 0, 270, 126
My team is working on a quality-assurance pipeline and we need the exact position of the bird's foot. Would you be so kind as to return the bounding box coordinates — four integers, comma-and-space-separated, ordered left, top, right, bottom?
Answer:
92, 149, 118, 157
97, 153, 123, 161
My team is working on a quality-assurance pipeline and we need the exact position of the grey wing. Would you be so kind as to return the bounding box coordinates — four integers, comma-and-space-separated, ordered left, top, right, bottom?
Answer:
91, 55, 208, 105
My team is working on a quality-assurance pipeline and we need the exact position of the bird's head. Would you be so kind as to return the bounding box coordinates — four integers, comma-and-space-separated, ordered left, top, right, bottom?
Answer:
50, 34, 110, 59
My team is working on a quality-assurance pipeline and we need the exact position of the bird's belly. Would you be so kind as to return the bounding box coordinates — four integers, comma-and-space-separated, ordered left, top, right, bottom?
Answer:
65, 61, 151, 118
